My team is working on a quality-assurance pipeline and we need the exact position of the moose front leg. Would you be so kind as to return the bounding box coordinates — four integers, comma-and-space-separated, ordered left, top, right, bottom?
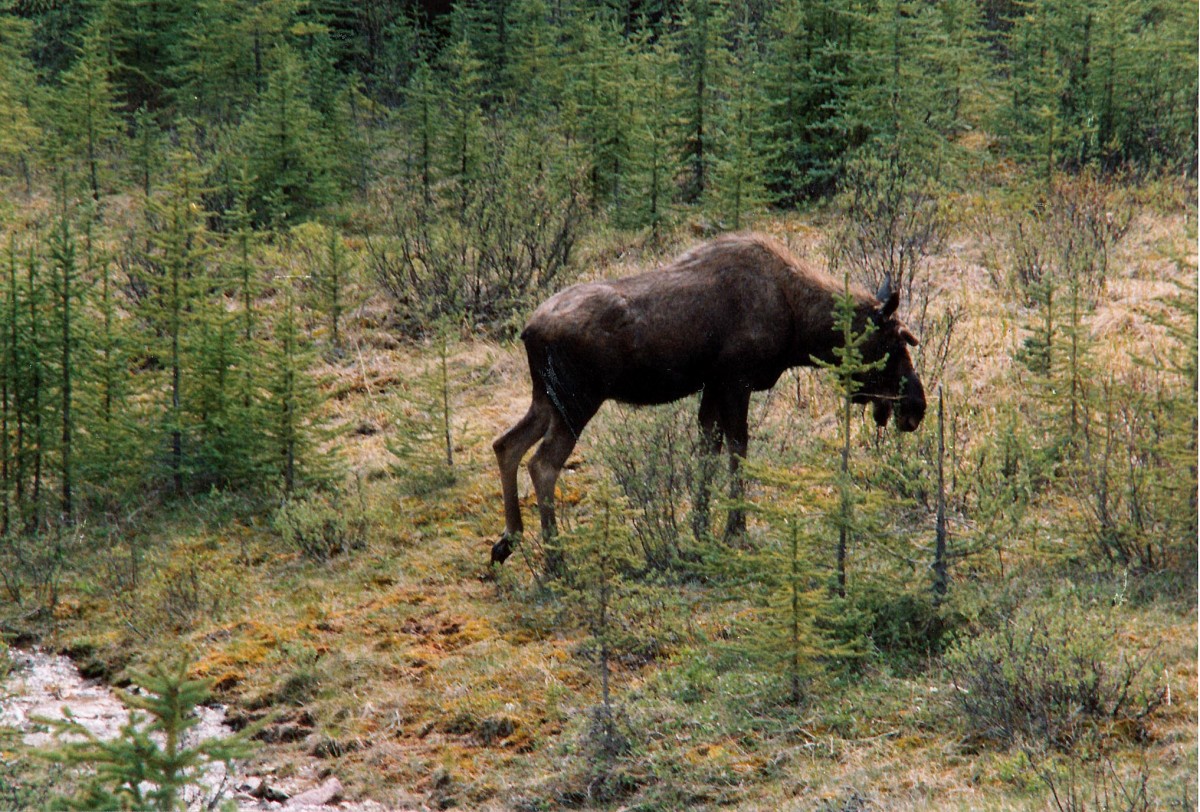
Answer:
718, 387, 752, 541
692, 388, 723, 542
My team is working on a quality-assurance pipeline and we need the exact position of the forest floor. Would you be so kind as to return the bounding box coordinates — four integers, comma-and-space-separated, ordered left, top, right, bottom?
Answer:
2, 182, 1197, 810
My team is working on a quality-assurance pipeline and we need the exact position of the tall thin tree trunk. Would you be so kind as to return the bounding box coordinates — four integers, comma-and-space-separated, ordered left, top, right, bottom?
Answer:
170, 234, 183, 496
56, 216, 74, 520
837, 392, 850, 598
27, 245, 43, 531
932, 386, 948, 606
10, 241, 23, 519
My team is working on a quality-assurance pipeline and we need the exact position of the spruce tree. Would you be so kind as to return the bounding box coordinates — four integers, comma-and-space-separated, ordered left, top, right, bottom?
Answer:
738, 514, 849, 706
761, 0, 859, 200
675, 0, 731, 204
562, 12, 635, 213
19, 238, 49, 532
438, 36, 486, 223
703, 460, 866, 704
387, 317, 459, 496
240, 46, 339, 225
139, 140, 212, 495
77, 216, 140, 510
314, 223, 353, 358
264, 276, 327, 496
39, 658, 257, 811
1104, 0, 1197, 171
129, 105, 164, 198
504, 0, 563, 120
51, 29, 123, 201
401, 56, 438, 208
563, 486, 643, 754
0, 13, 41, 191
833, 0, 961, 180
89, 0, 187, 113
706, 16, 769, 229
0, 236, 18, 534
1138, 272, 1198, 553
46, 196, 80, 521
999, 0, 1085, 180
170, 0, 299, 122
627, 29, 681, 238
932, 386, 949, 606
812, 275, 887, 597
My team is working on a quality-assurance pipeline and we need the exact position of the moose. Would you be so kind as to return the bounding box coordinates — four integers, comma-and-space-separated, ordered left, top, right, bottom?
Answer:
491, 234, 926, 567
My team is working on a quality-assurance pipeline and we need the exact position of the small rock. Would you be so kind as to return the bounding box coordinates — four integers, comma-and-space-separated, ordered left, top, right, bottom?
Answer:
243, 776, 290, 803
286, 777, 344, 808
265, 785, 292, 804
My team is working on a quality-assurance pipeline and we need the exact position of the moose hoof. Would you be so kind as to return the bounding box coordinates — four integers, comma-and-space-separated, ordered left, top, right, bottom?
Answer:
491, 534, 517, 566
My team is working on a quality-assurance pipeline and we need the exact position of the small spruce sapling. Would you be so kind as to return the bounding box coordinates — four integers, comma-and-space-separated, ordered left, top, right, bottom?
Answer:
38, 658, 260, 811
47, 197, 79, 522
811, 274, 887, 597
387, 317, 459, 495
266, 277, 328, 496
716, 461, 866, 706
565, 485, 637, 760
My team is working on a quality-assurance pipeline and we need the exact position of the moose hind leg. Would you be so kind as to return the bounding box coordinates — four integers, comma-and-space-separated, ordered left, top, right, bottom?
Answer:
527, 413, 583, 574
492, 401, 550, 565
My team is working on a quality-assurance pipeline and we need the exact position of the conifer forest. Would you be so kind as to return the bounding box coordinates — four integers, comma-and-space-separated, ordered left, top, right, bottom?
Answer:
0, 0, 1195, 809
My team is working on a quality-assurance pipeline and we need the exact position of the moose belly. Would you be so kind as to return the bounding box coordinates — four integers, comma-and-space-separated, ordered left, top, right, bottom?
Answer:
609, 365, 705, 406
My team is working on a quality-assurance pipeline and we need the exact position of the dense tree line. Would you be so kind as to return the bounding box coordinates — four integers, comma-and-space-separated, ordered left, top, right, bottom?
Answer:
0, 0, 1193, 220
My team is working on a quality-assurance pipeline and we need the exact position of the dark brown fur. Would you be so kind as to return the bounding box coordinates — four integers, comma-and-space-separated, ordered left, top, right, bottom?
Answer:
491, 234, 925, 565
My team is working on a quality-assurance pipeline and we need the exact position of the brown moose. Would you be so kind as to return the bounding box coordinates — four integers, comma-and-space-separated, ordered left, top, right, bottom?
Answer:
491, 234, 926, 567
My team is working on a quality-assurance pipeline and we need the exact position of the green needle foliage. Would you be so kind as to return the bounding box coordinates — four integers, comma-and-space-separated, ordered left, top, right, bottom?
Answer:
265, 276, 330, 496
387, 317, 459, 496
38, 658, 259, 811
715, 490, 863, 707
812, 274, 887, 597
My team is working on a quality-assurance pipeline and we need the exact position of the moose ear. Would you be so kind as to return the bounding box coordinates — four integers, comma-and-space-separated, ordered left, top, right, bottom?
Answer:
875, 277, 899, 319
875, 276, 893, 303
877, 291, 900, 320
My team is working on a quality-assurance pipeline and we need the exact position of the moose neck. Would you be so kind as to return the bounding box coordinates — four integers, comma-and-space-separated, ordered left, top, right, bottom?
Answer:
784, 272, 877, 369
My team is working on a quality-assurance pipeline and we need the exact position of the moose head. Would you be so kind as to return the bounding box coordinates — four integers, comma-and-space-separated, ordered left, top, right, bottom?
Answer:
851, 277, 926, 432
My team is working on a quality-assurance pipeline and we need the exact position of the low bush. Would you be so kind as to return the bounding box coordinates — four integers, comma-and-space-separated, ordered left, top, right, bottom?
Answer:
943, 597, 1165, 751
849, 585, 948, 664
591, 398, 725, 574
273, 488, 368, 562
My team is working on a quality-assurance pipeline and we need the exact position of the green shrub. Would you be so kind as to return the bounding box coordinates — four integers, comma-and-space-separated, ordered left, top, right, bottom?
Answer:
271, 644, 324, 707
943, 598, 1165, 751
591, 398, 724, 574
849, 585, 947, 664
273, 488, 368, 561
